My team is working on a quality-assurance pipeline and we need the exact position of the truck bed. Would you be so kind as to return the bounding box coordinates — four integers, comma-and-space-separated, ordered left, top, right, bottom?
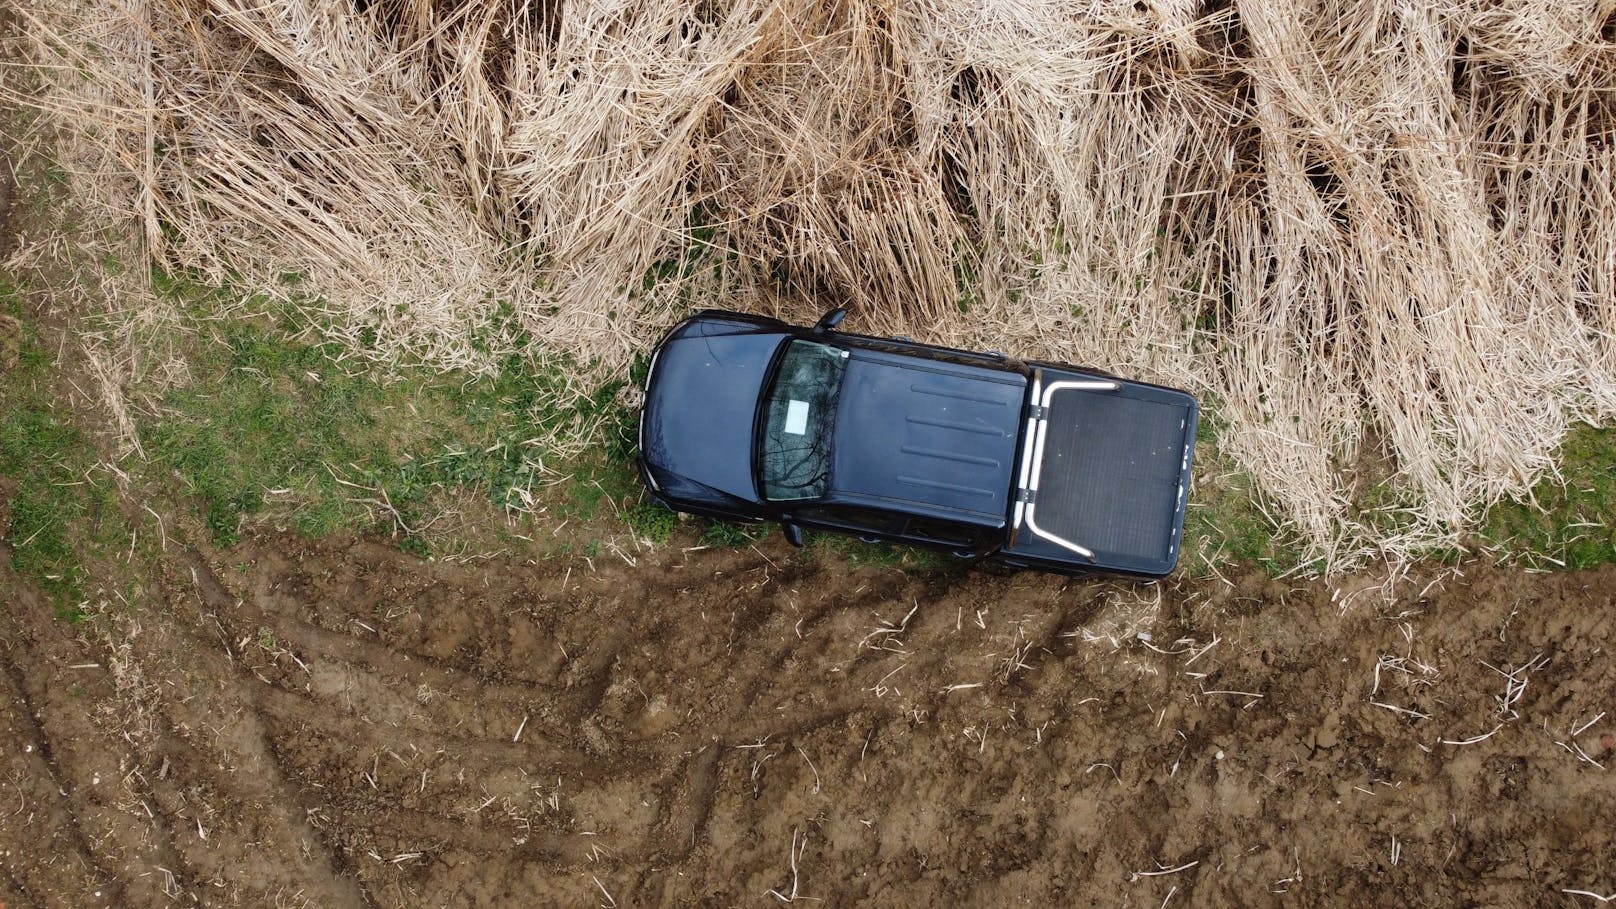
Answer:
1003, 366, 1197, 577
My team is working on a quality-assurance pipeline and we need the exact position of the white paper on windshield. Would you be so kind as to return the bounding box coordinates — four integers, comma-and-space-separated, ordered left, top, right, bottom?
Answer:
784, 400, 809, 435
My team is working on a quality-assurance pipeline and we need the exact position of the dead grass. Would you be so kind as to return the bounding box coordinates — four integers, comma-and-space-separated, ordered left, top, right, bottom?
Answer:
9, 0, 1616, 566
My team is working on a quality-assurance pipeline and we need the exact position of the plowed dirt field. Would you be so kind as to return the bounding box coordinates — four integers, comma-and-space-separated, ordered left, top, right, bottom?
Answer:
3, 533, 1614, 907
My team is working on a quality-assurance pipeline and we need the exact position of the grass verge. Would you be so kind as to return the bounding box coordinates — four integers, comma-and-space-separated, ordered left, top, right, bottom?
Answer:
1476, 425, 1616, 570
134, 272, 648, 553
1178, 402, 1306, 578
8, 269, 1616, 601
0, 281, 127, 616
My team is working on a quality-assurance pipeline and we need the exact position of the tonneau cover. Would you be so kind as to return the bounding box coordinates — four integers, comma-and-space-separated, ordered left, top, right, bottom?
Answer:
1005, 366, 1197, 576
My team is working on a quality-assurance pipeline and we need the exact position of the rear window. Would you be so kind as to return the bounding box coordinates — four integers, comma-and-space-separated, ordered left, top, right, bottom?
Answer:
758, 340, 847, 501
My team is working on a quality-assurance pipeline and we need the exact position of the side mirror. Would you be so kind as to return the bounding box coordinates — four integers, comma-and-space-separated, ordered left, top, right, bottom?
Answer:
813, 308, 847, 333
781, 520, 805, 548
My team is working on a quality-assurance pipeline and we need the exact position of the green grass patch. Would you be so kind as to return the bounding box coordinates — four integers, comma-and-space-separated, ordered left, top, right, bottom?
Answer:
1178, 400, 1303, 575
1476, 424, 1616, 569
0, 283, 122, 615
0, 405, 91, 608
625, 501, 677, 544
1182, 470, 1281, 569
700, 519, 770, 549
138, 272, 646, 550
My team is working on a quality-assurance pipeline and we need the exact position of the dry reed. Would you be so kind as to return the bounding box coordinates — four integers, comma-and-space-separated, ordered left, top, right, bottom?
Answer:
9, 0, 1616, 566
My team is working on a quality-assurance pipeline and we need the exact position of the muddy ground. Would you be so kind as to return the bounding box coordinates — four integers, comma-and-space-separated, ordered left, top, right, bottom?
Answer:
2, 530, 1614, 908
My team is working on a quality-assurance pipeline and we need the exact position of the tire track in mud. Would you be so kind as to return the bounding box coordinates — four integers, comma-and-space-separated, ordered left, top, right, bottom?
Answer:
196, 554, 664, 781
240, 545, 650, 726
243, 592, 567, 703
328, 805, 594, 861
188, 553, 619, 823
10, 528, 1616, 905
105, 556, 392, 906
0, 584, 133, 908
247, 552, 572, 691
186, 549, 705, 875
0, 587, 249, 908
5, 522, 1155, 906
183, 540, 912, 883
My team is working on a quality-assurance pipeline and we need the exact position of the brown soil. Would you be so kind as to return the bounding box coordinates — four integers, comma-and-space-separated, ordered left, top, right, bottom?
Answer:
2, 533, 1614, 908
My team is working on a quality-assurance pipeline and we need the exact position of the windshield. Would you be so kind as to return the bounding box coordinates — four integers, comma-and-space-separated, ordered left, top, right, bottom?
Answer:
758, 339, 848, 501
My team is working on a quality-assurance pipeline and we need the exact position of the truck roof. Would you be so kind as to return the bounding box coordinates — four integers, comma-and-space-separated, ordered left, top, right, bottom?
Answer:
826, 346, 1025, 527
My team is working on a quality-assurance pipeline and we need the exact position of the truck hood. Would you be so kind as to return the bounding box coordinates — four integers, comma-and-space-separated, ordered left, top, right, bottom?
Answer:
640, 315, 787, 503
829, 350, 1024, 524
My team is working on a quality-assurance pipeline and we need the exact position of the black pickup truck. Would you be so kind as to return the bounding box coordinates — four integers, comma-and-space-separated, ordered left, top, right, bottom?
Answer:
635, 309, 1198, 577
